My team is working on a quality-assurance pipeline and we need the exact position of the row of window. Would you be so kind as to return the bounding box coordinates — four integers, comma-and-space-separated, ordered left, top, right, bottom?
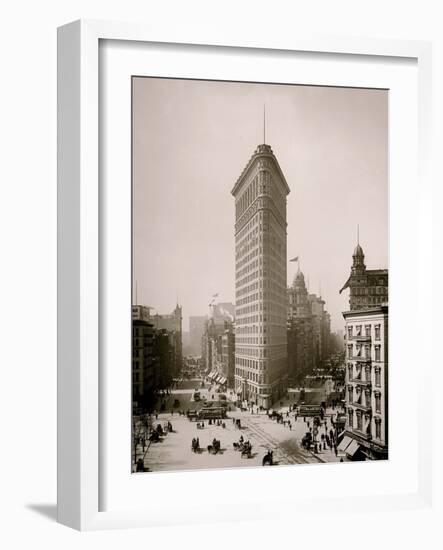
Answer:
236, 172, 269, 220
352, 286, 388, 295
348, 409, 383, 439
347, 324, 381, 339
347, 364, 382, 385
347, 343, 382, 361
348, 388, 382, 412
236, 380, 269, 394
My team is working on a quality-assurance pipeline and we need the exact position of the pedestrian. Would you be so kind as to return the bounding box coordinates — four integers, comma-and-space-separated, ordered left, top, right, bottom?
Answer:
334, 445, 338, 457
289, 422, 292, 431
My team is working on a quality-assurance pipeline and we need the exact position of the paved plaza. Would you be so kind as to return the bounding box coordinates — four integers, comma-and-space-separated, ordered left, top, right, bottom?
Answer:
133, 380, 347, 473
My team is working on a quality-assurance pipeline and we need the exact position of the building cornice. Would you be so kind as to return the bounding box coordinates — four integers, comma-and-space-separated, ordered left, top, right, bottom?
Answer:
342, 305, 388, 318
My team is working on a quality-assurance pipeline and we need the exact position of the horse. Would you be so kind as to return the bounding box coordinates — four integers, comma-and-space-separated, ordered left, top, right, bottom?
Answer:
262, 452, 273, 466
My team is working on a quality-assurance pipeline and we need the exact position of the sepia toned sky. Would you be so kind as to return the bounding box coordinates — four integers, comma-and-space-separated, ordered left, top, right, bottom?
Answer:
132, 77, 388, 332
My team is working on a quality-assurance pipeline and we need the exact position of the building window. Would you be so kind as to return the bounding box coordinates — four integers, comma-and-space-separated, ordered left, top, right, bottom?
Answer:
365, 366, 371, 381
356, 325, 362, 336
375, 324, 381, 340
375, 367, 381, 387
348, 326, 353, 338
365, 345, 371, 359
375, 345, 381, 361
347, 344, 353, 358
375, 392, 381, 413
348, 386, 353, 401
348, 409, 353, 428
375, 418, 382, 439
356, 411, 362, 431
365, 325, 371, 337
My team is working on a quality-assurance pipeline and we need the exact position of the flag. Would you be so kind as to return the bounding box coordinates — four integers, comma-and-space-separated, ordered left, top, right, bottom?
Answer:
289, 256, 299, 262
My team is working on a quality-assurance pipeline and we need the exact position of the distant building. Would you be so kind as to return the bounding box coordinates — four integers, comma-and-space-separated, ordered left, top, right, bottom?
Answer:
329, 330, 345, 354
221, 329, 235, 388
308, 293, 332, 366
132, 306, 155, 409
232, 143, 290, 408
151, 304, 183, 377
202, 302, 235, 387
153, 328, 177, 391
339, 243, 388, 310
287, 269, 333, 384
189, 315, 207, 356
132, 303, 183, 411
287, 270, 315, 384
340, 242, 389, 460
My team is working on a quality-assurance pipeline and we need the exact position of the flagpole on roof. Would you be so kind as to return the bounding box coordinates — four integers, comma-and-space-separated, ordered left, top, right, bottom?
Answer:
263, 104, 266, 144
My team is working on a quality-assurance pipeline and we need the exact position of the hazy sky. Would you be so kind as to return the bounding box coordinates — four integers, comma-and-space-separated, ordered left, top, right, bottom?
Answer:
133, 77, 388, 332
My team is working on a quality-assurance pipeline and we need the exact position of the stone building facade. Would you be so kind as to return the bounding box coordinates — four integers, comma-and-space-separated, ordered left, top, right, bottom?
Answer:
287, 269, 333, 384
339, 243, 388, 310
232, 143, 290, 408
340, 243, 389, 460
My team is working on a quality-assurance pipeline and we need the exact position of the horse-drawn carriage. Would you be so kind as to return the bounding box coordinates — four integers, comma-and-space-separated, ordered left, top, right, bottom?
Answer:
262, 450, 274, 466
301, 431, 313, 450
268, 410, 283, 423
233, 439, 252, 458
187, 409, 199, 421
207, 439, 221, 454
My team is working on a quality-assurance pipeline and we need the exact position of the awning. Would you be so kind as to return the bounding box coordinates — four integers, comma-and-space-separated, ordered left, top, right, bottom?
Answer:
337, 436, 353, 452
219, 377, 226, 384
345, 439, 361, 457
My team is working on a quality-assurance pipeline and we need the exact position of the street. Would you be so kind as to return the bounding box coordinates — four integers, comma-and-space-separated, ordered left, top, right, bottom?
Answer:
133, 379, 347, 472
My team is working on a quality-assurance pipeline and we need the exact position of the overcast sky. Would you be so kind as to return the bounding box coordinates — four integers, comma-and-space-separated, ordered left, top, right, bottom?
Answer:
133, 77, 388, 332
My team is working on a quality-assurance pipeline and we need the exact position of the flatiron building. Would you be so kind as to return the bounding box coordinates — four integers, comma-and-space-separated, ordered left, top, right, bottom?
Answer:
231, 143, 290, 408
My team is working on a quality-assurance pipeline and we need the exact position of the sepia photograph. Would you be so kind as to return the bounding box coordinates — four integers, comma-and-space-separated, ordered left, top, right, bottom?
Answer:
131, 77, 388, 473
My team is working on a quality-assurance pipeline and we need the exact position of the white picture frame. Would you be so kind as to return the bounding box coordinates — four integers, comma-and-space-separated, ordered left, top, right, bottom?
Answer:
57, 19, 433, 531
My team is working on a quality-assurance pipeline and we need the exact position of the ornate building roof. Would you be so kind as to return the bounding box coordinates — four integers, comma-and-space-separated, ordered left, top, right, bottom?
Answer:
340, 240, 388, 311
